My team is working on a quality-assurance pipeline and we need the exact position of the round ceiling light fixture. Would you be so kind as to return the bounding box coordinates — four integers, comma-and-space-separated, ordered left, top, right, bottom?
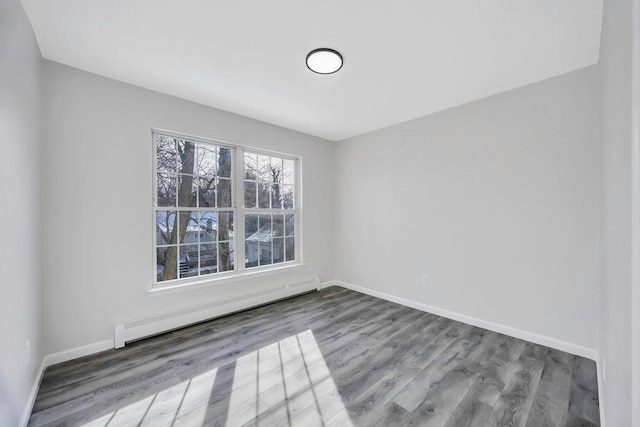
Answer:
306, 48, 343, 74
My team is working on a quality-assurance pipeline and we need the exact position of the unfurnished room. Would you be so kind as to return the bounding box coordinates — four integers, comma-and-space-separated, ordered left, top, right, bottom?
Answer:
1, 0, 639, 426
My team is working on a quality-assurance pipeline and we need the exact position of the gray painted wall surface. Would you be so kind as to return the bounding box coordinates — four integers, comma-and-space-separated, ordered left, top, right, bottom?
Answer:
335, 67, 600, 351
0, 0, 43, 424
41, 61, 335, 354
598, 0, 633, 424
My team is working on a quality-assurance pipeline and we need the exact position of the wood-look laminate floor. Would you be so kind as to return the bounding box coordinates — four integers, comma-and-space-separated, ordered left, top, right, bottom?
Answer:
29, 287, 600, 427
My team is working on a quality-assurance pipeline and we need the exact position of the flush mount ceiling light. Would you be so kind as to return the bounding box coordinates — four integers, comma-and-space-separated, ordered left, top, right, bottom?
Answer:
306, 48, 343, 74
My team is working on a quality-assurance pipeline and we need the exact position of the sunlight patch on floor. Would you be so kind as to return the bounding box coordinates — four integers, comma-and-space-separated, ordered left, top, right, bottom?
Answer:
170, 369, 218, 424
79, 329, 352, 426
79, 368, 218, 427
227, 329, 353, 426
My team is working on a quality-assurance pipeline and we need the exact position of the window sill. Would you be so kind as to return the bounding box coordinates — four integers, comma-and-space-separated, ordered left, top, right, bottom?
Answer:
148, 262, 311, 297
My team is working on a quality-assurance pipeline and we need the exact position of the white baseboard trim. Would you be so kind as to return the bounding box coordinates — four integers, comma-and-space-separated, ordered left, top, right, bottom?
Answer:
19, 358, 47, 427
330, 280, 599, 361
19, 338, 113, 426
317, 280, 335, 290
44, 339, 114, 367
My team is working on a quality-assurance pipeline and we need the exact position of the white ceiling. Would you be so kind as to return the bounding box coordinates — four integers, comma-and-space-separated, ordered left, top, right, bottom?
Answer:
21, 0, 603, 141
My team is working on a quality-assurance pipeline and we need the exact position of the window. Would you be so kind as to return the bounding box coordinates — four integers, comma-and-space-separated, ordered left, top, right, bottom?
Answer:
243, 152, 296, 269
153, 131, 299, 287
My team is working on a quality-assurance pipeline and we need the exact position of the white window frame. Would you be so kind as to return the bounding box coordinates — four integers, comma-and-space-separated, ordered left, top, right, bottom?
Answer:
150, 129, 303, 293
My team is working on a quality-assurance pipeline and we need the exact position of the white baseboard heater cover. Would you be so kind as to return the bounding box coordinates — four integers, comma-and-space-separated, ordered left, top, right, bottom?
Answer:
114, 277, 319, 348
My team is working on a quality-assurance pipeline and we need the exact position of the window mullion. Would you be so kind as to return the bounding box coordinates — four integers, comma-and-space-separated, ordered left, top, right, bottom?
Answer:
235, 147, 246, 274
295, 158, 301, 263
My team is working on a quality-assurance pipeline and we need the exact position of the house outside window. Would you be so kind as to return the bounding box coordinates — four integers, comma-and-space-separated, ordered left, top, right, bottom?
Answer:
153, 131, 299, 288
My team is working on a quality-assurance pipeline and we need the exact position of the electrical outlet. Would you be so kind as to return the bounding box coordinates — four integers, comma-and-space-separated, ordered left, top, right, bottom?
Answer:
422, 274, 429, 286
25, 340, 30, 364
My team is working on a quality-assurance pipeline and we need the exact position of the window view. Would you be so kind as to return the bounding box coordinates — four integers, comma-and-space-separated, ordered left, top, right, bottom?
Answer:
154, 132, 298, 285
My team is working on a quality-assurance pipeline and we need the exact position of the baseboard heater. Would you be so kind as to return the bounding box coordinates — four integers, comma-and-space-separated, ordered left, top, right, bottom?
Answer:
114, 276, 319, 348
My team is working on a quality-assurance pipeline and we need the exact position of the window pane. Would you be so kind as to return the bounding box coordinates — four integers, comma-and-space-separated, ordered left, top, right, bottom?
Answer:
245, 241, 259, 268
197, 143, 217, 209
283, 159, 294, 185
244, 181, 257, 208
245, 214, 258, 238
218, 212, 234, 241
218, 147, 232, 178
285, 237, 295, 261
198, 176, 216, 207
258, 183, 270, 208
157, 173, 176, 207
281, 185, 294, 209
179, 245, 199, 278
197, 144, 217, 178
272, 213, 284, 237
156, 135, 177, 173
200, 242, 217, 275
177, 140, 197, 175
244, 212, 260, 268
258, 214, 273, 266
199, 211, 217, 242
259, 241, 273, 266
271, 157, 283, 184
271, 184, 282, 209
218, 242, 234, 272
244, 152, 258, 180
217, 178, 232, 207
273, 238, 284, 264
257, 154, 271, 182
258, 214, 272, 236
156, 210, 177, 245
157, 246, 177, 282
178, 211, 199, 244
285, 213, 295, 236
177, 174, 197, 207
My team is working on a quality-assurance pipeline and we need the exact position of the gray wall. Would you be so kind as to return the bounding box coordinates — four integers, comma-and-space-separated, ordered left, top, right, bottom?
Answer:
598, 0, 633, 424
41, 62, 335, 354
334, 67, 600, 351
0, 0, 43, 424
